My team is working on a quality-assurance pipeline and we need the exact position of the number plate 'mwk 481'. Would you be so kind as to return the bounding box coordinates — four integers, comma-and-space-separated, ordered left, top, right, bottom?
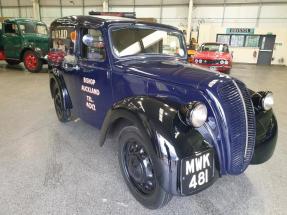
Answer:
181, 150, 214, 195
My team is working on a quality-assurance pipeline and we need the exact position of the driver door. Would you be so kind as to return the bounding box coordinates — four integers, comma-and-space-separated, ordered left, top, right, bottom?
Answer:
75, 28, 113, 127
2, 22, 22, 59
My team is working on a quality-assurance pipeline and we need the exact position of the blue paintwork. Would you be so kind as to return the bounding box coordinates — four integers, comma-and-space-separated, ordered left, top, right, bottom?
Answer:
111, 58, 239, 175
49, 16, 277, 187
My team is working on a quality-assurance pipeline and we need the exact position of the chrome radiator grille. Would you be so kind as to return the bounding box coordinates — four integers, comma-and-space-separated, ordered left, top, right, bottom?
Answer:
217, 80, 256, 174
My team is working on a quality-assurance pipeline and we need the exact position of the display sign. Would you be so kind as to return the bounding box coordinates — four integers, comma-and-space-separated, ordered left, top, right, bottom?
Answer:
226, 28, 254, 35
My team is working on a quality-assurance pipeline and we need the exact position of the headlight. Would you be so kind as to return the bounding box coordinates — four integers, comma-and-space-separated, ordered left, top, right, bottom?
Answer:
35, 47, 42, 52
195, 59, 198, 63
262, 92, 274, 111
198, 59, 202, 64
220, 60, 224, 64
251, 91, 274, 111
180, 102, 208, 127
224, 60, 229, 65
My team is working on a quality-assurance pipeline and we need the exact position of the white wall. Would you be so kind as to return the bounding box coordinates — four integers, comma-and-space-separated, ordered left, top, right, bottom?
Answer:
40, 7, 61, 26
192, 4, 287, 28
161, 6, 188, 30
0, 0, 287, 65
0, 1, 287, 30
192, 3, 287, 66
198, 24, 287, 66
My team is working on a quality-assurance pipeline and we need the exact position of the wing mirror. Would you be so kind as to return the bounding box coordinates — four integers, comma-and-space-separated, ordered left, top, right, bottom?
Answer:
82, 34, 104, 48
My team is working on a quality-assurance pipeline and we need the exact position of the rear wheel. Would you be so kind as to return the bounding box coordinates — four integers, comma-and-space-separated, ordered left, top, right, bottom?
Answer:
6, 59, 20, 65
118, 125, 172, 209
23, 50, 43, 73
53, 85, 71, 122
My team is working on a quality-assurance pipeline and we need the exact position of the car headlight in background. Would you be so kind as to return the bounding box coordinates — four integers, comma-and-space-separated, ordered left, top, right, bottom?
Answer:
220, 60, 224, 64
179, 102, 208, 127
195, 59, 198, 63
224, 60, 229, 65
262, 92, 274, 111
199, 59, 202, 64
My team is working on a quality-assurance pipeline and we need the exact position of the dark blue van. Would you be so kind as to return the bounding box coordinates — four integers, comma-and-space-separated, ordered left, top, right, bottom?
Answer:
48, 14, 277, 209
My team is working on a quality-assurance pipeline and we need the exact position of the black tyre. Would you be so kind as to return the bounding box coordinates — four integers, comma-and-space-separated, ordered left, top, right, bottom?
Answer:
6, 59, 20, 65
23, 50, 43, 73
118, 125, 172, 209
53, 85, 71, 122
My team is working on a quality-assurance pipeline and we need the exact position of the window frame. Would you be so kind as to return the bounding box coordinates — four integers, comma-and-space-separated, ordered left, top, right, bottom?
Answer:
80, 27, 107, 63
108, 23, 187, 60
230, 34, 245, 47
216, 33, 262, 48
4, 22, 20, 35
35, 23, 48, 35
51, 26, 76, 54
245, 35, 260, 48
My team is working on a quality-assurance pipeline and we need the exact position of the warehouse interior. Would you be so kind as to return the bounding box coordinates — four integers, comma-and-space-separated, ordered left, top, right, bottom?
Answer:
0, 0, 287, 65
0, 0, 286, 214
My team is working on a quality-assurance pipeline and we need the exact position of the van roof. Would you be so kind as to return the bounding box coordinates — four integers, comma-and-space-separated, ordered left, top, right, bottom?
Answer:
50, 15, 180, 32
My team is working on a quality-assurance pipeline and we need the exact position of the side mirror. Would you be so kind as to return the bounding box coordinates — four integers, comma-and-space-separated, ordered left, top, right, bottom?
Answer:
82, 34, 104, 48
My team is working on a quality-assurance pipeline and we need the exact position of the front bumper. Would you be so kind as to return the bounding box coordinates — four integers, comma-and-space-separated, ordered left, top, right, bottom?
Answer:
251, 110, 278, 164
157, 137, 219, 196
194, 63, 232, 73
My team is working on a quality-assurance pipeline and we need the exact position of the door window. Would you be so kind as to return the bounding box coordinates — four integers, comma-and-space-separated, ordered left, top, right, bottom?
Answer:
82, 29, 105, 61
4, 23, 19, 34
19, 22, 36, 34
36, 24, 48, 35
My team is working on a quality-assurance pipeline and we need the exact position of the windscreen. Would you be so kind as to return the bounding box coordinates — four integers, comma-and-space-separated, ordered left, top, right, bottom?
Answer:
111, 27, 185, 58
200, 43, 229, 53
19, 22, 48, 35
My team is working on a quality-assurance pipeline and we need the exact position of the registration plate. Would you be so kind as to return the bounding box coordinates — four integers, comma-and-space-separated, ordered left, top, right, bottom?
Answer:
181, 150, 214, 194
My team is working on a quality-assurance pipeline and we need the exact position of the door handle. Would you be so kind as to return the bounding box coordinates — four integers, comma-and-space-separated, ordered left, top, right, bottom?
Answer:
63, 63, 80, 71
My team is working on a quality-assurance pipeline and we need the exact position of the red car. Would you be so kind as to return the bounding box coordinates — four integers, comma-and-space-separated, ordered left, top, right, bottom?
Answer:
193, 42, 232, 74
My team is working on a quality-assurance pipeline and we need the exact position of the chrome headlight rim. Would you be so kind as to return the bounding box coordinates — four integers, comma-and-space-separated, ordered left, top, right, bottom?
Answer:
251, 91, 274, 112
262, 91, 274, 111
180, 101, 208, 128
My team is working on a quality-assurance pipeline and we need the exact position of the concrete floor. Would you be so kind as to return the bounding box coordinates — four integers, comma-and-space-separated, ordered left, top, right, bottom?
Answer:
0, 62, 286, 215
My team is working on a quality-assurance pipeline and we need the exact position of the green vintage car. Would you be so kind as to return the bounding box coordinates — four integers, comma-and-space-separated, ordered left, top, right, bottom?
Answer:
0, 18, 49, 72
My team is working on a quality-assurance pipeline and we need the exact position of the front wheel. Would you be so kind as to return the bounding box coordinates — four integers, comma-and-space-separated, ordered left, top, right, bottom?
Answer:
23, 50, 43, 73
118, 125, 172, 209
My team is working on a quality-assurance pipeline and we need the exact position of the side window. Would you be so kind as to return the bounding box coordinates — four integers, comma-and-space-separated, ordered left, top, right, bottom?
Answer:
4, 23, 19, 34
82, 29, 105, 61
19, 22, 37, 34
51, 28, 75, 54
49, 28, 77, 66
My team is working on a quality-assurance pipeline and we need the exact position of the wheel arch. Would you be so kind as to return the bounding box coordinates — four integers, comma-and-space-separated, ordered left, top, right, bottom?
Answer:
49, 72, 73, 110
20, 48, 34, 61
99, 96, 211, 195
